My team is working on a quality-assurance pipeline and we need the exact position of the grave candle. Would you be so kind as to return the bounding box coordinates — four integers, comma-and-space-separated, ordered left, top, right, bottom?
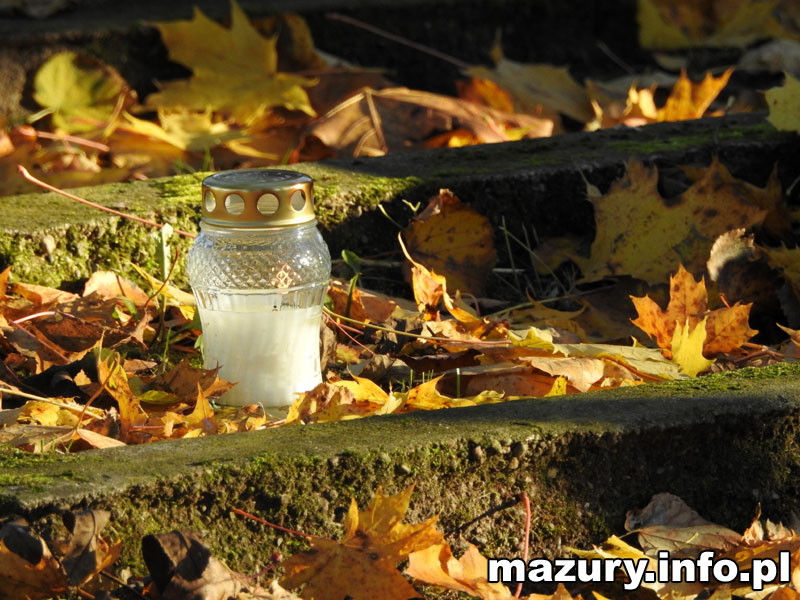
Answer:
187, 170, 331, 410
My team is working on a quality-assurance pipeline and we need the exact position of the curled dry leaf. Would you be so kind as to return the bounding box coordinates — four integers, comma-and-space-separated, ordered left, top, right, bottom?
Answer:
142, 531, 242, 600
309, 87, 552, 158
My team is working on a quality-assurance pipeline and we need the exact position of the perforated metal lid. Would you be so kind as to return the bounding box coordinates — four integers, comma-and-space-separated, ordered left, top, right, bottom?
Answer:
201, 169, 316, 227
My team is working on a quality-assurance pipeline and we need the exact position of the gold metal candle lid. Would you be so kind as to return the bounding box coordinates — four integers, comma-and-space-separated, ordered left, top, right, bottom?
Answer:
201, 169, 316, 227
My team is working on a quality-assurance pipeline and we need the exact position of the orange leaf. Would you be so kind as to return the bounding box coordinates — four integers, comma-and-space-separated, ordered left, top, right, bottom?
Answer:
406, 542, 514, 600
631, 264, 757, 357
281, 485, 442, 600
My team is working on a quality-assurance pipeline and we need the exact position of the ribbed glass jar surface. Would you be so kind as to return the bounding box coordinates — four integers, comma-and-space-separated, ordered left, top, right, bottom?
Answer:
187, 220, 331, 409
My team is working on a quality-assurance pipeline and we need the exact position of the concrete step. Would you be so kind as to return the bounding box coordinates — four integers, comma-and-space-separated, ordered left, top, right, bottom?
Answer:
2, 112, 796, 288
2, 364, 800, 577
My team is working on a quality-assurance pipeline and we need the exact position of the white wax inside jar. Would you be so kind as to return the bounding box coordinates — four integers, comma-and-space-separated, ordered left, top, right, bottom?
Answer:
198, 298, 322, 409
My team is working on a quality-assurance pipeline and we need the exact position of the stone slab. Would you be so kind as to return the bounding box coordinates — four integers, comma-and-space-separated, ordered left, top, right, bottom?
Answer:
2, 363, 800, 574
1, 113, 797, 289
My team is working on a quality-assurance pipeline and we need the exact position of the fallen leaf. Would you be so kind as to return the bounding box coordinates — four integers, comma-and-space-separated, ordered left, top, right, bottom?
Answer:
767, 72, 800, 132
142, 531, 242, 600
577, 159, 767, 284
83, 271, 150, 308
631, 264, 757, 357
638, 0, 795, 49
466, 39, 593, 124
309, 87, 552, 158
670, 318, 715, 376
281, 485, 443, 600
0, 519, 68, 600
147, 1, 316, 124
659, 69, 733, 121
403, 189, 496, 295
33, 51, 130, 133
406, 542, 514, 600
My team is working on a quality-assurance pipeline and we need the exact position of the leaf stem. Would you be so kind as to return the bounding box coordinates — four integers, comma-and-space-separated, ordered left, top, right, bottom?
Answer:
16, 165, 196, 239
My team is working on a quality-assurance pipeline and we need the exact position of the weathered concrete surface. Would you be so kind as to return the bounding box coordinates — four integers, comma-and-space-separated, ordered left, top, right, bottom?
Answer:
2, 112, 797, 288
2, 363, 800, 575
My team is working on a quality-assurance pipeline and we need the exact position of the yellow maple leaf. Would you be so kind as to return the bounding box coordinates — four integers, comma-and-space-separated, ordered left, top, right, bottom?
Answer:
767, 73, 800, 133
577, 159, 767, 284
403, 189, 496, 296
671, 318, 715, 376
146, 1, 316, 124
281, 485, 443, 600
631, 265, 757, 357
33, 51, 130, 134
638, 0, 795, 49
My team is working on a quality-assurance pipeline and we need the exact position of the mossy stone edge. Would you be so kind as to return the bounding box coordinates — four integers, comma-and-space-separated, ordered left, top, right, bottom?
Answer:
3, 363, 800, 576
2, 112, 796, 289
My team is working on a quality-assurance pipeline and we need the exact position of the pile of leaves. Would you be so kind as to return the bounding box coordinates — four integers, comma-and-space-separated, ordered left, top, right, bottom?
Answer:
2, 0, 800, 193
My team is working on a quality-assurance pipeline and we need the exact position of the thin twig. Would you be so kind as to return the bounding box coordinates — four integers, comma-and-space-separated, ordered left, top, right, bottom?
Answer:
324, 307, 512, 346
326, 12, 471, 70
10, 311, 56, 325
34, 130, 110, 152
232, 507, 313, 539
99, 570, 150, 600
0, 387, 104, 418
17, 166, 196, 239
514, 492, 531, 598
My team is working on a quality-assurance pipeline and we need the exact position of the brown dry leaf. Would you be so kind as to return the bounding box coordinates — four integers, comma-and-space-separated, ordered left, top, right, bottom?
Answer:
681, 157, 785, 240
96, 351, 144, 441
142, 531, 243, 600
457, 77, 515, 113
285, 382, 369, 424
576, 158, 768, 284
0, 519, 68, 600
626, 494, 740, 556
51, 510, 122, 587
152, 360, 236, 400
406, 542, 515, 600
308, 87, 552, 158
466, 39, 593, 124
631, 264, 757, 357
282, 485, 443, 600
524, 356, 606, 392
403, 189, 496, 296
401, 376, 503, 410
83, 271, 150, 307
8, 282, 79, 307
327, 280, 397, 324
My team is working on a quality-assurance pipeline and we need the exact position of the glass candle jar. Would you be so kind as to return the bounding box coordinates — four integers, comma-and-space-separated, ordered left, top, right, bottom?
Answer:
187, 170, 331, 409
